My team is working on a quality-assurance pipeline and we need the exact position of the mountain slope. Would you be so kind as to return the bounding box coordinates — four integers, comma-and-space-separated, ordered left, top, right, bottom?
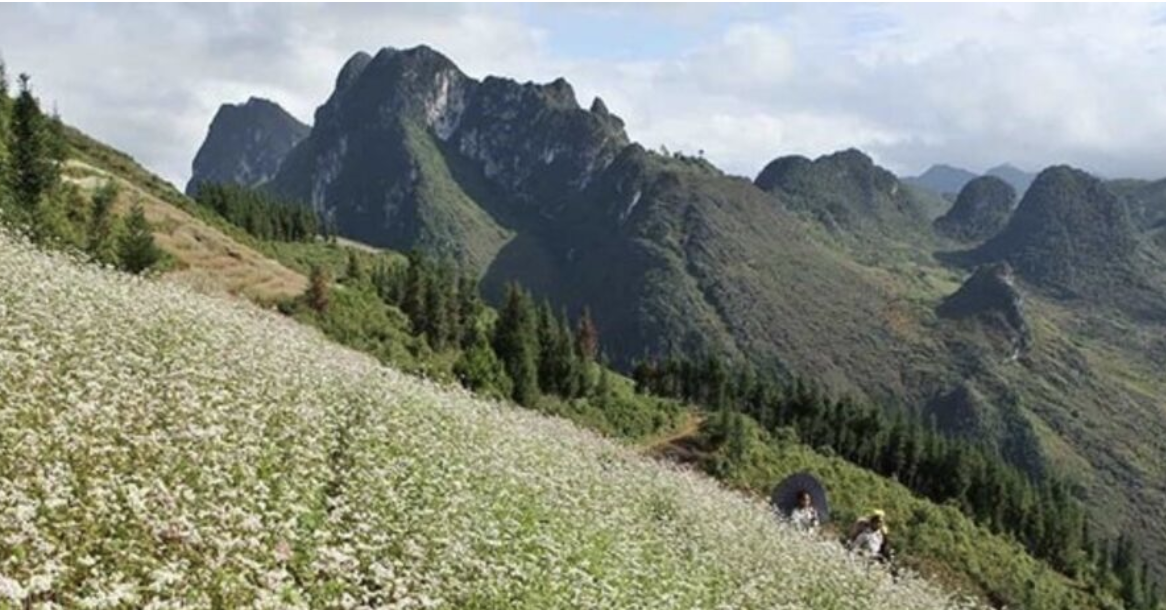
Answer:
63, 125, 308, 301
187, 97, 309, 196
0, 228, 976, 610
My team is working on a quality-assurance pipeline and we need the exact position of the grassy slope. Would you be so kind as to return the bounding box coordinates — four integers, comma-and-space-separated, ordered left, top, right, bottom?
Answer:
0, 230, 979, 610
62, 126, 307, 302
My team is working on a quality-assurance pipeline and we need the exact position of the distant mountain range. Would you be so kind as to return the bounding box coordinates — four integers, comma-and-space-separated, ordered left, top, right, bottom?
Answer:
189, 44, 1166, 580
905, 162, 1036, 199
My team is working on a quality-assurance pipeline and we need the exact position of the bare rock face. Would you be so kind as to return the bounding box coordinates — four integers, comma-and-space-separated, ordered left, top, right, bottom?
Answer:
186, 97, 308, 196
257, 45, 630, 263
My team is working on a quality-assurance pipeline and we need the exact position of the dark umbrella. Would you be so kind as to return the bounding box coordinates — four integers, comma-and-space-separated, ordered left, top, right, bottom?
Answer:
770, 472, 830, 523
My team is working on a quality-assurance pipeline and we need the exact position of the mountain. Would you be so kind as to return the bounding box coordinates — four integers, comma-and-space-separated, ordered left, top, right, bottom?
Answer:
968, 165, 1152, 305
755, 149, 936, 240
933, 175, 1017, 243
186, 97, 309, 196
986, 163, 1036, 195
204, 46, 931, 401
905, 163, 978, 198
907, 163, 1036, 202
269, 46, 627, 269
937, 261, 1031, 357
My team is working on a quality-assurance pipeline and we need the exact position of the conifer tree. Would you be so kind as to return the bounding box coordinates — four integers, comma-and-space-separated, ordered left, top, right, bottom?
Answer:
10, 74, 58, 223
454, 323, 513, 399
87, 181, 119, 264
493, 283, 540, 405
424, 272, 450, 349
456, 275, 481, 347
0, 60, 10, 209
576, 306, 598, 362
117, 203, 160, 274
306, 264, 331, 314
344, 250, 364, 284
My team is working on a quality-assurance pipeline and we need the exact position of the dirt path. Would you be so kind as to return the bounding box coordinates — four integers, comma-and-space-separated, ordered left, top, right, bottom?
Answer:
637, 411, 705, 454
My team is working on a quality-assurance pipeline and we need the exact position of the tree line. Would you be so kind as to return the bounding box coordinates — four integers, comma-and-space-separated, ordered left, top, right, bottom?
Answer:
0, 64, 160, 273
191, 182, 320, 242
631, 355, 1160, 609
365, 251, 602, 406
284, 248, 674, 440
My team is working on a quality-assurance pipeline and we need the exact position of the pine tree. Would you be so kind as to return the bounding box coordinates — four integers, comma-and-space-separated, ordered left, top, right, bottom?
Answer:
344, 250, 364, 284
493, 283, 540, 405
117, 203, 160, 274
87, 181, 119, 264
307, 264, 331, 314
0, 59, 10, 210
454, 323, 513, 399
576, 306, 599, 362
536, 300, 560, 394
10, 74, 58, 224
424, 273, 450, 350
456, 275, 481, 347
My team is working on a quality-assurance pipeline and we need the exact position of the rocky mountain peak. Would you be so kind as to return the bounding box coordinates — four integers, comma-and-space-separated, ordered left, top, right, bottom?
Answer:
971, 165, 1139, 299
934, 175, 1016, 243
335, 51, 373, 91
755, 148, 927, 234
186, 97, 309, 196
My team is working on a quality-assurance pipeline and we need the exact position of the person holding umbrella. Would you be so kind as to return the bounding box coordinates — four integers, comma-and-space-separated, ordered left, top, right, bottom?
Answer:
789, 489, 821, 532
771, 472, 829, 534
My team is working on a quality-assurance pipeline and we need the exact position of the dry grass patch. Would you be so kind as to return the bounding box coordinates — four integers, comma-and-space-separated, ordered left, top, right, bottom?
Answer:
63, 160, 307, 301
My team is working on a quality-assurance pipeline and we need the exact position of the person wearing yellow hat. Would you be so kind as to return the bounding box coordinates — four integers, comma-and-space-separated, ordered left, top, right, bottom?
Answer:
848, 509, 891, 561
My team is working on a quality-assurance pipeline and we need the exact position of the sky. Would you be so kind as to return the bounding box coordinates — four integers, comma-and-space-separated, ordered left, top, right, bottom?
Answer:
3, 3, 1166, 188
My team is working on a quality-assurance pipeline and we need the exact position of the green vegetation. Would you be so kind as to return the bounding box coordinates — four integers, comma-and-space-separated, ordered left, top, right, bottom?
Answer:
191, 182, 319, 242
934, 175, 1017, 243
635, 355, 1161, 610
0, 65, 162, 275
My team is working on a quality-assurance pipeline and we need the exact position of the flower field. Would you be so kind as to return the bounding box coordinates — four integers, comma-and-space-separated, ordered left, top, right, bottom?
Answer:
0, 230, 979, 609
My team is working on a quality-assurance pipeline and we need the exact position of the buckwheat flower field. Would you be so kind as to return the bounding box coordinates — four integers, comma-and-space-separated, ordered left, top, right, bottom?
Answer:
0, 231, 979, 609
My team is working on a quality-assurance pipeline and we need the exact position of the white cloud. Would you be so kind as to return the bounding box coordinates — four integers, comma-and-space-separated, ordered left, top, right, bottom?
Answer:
4, 4, 1166, 187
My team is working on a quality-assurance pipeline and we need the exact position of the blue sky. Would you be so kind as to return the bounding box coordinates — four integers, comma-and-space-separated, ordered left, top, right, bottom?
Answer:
3, 3, 1166, 187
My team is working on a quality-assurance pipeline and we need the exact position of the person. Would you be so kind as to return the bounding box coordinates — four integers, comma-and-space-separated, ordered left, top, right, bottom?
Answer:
848, 509, 891, 562
788, 489, 821, 533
